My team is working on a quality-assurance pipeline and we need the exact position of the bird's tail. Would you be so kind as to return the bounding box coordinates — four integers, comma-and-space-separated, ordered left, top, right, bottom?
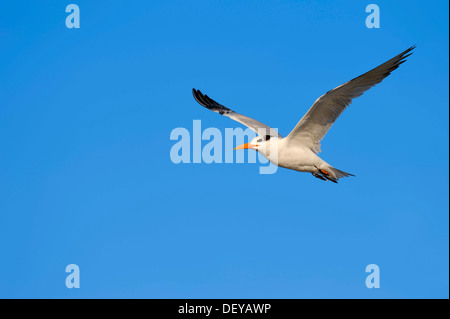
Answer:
330, 167, 355, 181
314, 165, 355, 183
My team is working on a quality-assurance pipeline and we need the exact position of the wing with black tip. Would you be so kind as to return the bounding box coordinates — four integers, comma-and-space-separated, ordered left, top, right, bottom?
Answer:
285, 46, 415, 153
192, 88, 281, 137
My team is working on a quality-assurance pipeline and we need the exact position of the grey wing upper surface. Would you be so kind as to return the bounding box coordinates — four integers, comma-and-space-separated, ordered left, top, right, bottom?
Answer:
192, 88, 281, 138
285, 46, 415, 154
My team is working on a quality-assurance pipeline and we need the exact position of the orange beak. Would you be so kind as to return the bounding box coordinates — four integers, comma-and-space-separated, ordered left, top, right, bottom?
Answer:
234, 143, 257, 150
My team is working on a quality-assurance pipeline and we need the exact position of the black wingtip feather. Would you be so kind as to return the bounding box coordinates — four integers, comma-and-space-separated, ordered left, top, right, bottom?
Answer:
192, 88, 231, 115
377, 46, 415, 78
397, 46, 415, 62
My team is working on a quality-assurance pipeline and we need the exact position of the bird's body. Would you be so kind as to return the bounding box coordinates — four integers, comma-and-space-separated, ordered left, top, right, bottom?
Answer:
192, 46, 415, 183
277, 141, 326, 173
250, 137, 348, 182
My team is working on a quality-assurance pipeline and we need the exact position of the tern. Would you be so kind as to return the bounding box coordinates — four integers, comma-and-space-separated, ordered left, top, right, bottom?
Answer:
192, 46, 414, 183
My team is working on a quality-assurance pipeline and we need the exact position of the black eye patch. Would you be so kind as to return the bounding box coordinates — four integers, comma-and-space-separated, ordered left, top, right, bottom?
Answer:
257, 135, 272, 143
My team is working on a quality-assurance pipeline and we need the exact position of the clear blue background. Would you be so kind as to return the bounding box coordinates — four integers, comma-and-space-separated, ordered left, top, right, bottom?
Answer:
0, 0, 448, 298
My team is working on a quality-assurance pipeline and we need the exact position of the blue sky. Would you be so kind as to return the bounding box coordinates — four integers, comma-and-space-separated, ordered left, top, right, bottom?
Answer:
0, 0, 448, 298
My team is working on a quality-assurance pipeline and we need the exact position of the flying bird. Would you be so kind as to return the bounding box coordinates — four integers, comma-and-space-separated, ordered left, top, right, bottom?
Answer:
192, 46, 415, 183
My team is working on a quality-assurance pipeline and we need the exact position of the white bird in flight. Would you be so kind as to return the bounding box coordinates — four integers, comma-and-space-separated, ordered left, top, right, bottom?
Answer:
193, 46, 415, 183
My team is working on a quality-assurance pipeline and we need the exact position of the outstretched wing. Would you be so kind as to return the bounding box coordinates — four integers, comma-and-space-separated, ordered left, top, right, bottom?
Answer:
285, 46, 415, 153
192, 89, 281, 137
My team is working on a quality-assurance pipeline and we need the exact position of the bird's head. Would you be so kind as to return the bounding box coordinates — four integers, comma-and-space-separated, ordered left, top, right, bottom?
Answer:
234, 135, 278, 156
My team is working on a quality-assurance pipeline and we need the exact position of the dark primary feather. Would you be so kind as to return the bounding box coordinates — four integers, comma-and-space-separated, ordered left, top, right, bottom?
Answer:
192, 88, 282, 137
192, 89, 231, 115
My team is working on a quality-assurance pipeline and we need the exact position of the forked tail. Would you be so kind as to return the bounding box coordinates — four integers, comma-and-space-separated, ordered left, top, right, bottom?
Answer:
312, 166, 355, 183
